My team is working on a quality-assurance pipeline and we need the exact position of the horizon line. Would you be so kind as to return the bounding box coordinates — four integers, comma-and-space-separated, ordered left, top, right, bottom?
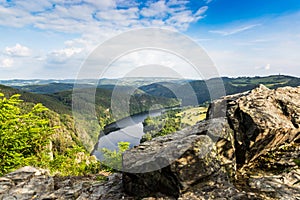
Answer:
0, 74, 298, 81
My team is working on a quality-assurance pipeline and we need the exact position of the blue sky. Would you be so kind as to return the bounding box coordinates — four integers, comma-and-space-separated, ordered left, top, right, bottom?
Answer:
0, 0, 299, 79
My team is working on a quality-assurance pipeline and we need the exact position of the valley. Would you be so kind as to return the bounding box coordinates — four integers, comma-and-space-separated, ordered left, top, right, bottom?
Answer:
1, 75, 300, 153
0, 74, 300, 177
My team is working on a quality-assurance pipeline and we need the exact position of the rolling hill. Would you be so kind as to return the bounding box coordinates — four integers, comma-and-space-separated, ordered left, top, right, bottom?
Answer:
138, 75, 300, 105
1, 74, 300, 150
0, 84, 180, 151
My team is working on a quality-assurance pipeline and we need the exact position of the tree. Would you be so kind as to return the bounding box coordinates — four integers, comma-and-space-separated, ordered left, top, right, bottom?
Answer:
101, 141, 130, 171
0, 93, 53, 175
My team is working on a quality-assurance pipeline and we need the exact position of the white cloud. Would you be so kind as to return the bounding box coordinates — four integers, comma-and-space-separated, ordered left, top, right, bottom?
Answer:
115, 0, 139, 7
4, 44, 31, 57
94, 7, 139, 26
104, 50, 198, 78
140, 1, 168, 18
26, 0, 209, 68
83, 0, 116, 10
201, 12, 300, 77
205, 0, 213, 4
0, 58, 14, 68
0, 0, 207, 35
167, 0, 189, 6
254, 64, 271, 71
210, 24, 261, 36
13, 0, 53, 13
195, 6, 208, 17
0, 0, 210, 78
47, 47, 82, 63
138, 1, 208, 31
265, 63, 271, 70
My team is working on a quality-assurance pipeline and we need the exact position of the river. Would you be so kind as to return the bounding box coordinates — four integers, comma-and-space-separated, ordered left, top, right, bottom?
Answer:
92, 109, 164, 160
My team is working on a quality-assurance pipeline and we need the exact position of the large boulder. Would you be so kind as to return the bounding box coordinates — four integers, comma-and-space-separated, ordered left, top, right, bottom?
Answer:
225, 85, 300, 164
123, 85, 300, 199
123, 118, 232, 198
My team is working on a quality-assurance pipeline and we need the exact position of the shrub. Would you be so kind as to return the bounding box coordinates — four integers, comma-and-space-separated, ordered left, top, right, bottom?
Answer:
0, 93, 102, 176
101, 141, 130, 171
0, 93, 53, 175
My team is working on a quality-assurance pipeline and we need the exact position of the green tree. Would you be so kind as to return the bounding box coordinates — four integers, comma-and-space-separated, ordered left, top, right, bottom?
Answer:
101, 141, 130, 171
0, 93, 53, 175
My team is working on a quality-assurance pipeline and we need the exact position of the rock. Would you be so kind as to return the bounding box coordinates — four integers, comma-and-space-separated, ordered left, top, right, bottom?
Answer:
123, 85, 300, 199
0, 166, 54, 200
122, 118, 234, 198
0, 177, 13, 194
225, 85, 300, 165
0, 167, 131, 200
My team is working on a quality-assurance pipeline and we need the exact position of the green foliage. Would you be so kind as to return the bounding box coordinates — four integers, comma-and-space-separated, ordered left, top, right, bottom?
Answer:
101, 142, 130, 171
141, 109, 181, 142
141, 106, 207, 143
49, 145, 100, 176
0, 84, 71, 115
14, 83, 74, 94
0, 93, 53, 176
129, 93, 180, 117
0, 92, 103, 177
294, 159, 300, 166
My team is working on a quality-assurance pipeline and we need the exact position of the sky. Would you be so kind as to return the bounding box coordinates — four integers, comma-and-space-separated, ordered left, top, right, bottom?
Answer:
0, 0, 300, 79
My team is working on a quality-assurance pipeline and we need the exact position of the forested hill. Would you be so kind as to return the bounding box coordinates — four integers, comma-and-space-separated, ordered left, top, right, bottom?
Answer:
0, 84, 180, 151
138, 75, 300, 105
0, 84, 71, 115
222, 74, 300, 93
2, 75, 300, 110
1, 74, 299, 150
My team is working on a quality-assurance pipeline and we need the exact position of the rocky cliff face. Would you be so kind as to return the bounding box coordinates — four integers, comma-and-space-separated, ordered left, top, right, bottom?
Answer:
123, 85, 300, 199
1, 85, 300, 200
0, 166, 128, 200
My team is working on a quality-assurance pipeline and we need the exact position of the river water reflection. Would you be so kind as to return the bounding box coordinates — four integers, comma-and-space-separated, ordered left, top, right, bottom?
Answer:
92, 109, 163, 160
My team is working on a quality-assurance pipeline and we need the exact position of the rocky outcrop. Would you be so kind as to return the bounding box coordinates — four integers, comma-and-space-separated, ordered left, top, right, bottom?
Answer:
123, 85, 300, 199
225, 85, 300, 164
122, 118, 232, 198
1, 85, 300, 199
0, 166, 131, 200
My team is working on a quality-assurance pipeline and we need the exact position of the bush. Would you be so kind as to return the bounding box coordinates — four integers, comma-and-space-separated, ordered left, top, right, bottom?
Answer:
0, 93, 53, 175
49, 145, 100, 176
0, 93, 102, 176
101, 141, 130, 171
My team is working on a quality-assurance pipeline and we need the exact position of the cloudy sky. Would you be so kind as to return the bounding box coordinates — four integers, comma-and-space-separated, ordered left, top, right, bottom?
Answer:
0, 0, 300, 79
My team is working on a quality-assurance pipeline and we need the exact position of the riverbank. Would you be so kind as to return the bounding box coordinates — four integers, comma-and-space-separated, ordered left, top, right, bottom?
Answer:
102, 107, 177, 135
92, 105, 208, 159
91, 108, 167, 159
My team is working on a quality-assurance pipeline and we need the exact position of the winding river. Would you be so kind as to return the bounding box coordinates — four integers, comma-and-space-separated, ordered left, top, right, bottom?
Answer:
92, 109, 164, 160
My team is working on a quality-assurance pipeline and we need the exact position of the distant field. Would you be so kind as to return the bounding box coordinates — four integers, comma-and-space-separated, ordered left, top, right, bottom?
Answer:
177, 107, 207, 126
229, 75, 291, 87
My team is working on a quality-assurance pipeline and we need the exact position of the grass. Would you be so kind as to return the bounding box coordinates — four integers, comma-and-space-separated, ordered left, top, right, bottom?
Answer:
176, 106, 207, 126
230, 76, 292, 87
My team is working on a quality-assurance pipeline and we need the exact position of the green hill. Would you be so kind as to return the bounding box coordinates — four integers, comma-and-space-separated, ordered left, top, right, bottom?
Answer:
2, 74, 299, 150
0, 84, 180, 151
139, 75, 300, 105
0, 84, 71, 115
